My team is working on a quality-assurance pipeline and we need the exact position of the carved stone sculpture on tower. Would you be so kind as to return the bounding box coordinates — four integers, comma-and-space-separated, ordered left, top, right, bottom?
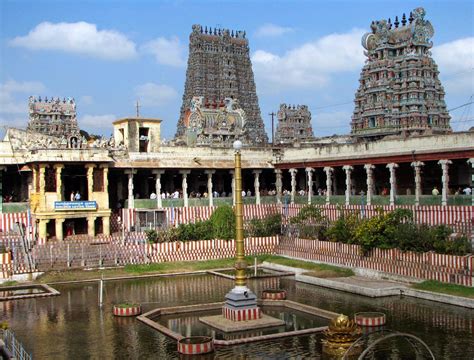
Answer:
275, 104, 314, 145
351, 7, 451, 139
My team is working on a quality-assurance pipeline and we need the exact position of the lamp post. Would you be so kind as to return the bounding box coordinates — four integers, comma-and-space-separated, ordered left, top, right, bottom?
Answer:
233, 140, 246, 288
222, 140, 260, 322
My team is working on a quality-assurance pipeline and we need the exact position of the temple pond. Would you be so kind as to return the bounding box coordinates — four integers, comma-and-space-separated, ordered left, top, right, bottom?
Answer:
2, 274, 474, 359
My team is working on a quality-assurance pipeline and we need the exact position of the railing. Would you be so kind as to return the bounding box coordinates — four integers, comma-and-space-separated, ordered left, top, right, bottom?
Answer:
1, 329, 32, 360
124, 195, 473, 208
1, 202, 29, 213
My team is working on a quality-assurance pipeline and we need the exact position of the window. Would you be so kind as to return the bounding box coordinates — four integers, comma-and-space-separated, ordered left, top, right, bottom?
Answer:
369, 117, 376, 128
139, 127, 149, 153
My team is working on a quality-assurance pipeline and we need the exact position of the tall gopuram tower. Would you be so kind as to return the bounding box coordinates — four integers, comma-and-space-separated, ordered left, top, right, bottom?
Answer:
351, 7, 451, 139
175, 24, 268, 146
27, 96, 80, 138
275, 104, 314, 145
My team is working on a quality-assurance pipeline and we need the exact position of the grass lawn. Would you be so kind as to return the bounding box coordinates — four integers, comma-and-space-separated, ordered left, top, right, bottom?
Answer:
260, 255, 354, 278
412, 280, 474, 299
34, 254, 354, 283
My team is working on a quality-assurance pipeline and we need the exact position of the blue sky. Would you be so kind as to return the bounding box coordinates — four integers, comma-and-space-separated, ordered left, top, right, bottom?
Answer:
1, 0, 473, 140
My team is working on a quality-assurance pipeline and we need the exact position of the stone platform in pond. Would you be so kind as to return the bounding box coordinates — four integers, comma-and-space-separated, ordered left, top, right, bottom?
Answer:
0, 284, 59, 301
200, 313, 285, 332
137, 299, 338, 346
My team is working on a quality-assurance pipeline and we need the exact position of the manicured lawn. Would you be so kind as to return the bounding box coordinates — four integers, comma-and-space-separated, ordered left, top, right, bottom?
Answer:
412, 280, 474, 299
260, 255, 354, 277
36, 256, 259, 283
35, 254, 354, 283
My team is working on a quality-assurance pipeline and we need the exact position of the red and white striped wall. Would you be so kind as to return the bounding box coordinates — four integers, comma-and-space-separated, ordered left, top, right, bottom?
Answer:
277, 238, 474, 287
222, 306, 262, 321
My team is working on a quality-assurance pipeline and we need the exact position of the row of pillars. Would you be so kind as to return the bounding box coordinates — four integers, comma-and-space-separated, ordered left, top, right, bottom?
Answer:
284, 159, 472, 207
125, 169, 264, 208
38, 216, 110, 241
124, 158, 473, 209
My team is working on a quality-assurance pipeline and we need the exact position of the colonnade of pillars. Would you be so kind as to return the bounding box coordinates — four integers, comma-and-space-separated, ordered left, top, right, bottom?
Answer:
123, 157, 473, 209
283, 158, 463, 206
125, 169, 267, 208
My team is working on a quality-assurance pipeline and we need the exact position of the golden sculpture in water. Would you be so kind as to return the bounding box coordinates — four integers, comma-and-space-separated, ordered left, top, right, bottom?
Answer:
322, 314, 362, 359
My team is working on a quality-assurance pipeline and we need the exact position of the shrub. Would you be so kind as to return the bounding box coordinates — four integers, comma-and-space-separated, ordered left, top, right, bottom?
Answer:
247, 213, 282, 237
210, 205, 235, 240
290, 204, 328, 225
145, 229, 159, 243
326, 210, 360, 244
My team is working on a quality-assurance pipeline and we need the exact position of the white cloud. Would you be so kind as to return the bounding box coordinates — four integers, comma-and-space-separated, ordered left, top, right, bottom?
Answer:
255, 24, 294, 37
10, 21, 137, 60
0, 79, 46, 115
134, 83, 178, 107
141, 37, 186, 67
252, 28, 365, 92
432, 37, 474, 94
79, 114, 116, 130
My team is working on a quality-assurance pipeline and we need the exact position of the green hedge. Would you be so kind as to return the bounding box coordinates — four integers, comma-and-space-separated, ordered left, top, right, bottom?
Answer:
294, 205, 471, 256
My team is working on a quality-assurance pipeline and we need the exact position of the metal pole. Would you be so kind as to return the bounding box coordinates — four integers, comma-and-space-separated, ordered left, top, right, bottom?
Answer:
234, 146, 246, 288
67, 244, 70, 268
99, 276, 103, 308
254, 257, 257, 277
269, 112, 276, 145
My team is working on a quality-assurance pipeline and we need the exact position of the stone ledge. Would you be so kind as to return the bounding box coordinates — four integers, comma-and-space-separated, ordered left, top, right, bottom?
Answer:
263, 261, 474, 309
200, 313, 285, 333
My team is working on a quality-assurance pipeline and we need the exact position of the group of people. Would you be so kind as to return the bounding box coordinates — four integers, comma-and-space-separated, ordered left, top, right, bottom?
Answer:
432, 186, 472, 196
69, 191, 81, 201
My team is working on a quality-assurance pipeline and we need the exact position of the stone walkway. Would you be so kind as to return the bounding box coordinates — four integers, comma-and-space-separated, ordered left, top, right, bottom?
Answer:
263, 262, 474, 309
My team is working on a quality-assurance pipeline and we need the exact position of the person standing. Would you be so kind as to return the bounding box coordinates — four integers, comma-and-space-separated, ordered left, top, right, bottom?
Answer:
432, 186, 439, 196
70, 191, 75, 201
74, 191, 81, 201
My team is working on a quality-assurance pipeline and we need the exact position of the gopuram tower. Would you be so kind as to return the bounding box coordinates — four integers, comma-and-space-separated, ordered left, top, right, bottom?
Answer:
351, 7, 451, 138
175, 25, 268, 146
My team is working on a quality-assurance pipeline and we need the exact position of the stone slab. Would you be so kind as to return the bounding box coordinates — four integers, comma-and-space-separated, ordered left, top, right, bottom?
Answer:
199, 313, 285, 333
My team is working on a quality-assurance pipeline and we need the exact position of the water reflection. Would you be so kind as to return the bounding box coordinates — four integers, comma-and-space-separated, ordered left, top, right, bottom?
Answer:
1, 274, 473, 359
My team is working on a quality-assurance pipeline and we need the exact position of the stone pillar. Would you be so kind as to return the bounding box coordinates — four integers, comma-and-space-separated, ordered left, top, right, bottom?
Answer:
468, 159, 474, 206
305, 167, 314, 205
54, 164, 64, 201
438, 159, 452, 206
55, 218, 65, 241
38, 219, 49, 240
275, 169, 282, 204
103, 216, 110, 236
411, 161, 424, 206
253, 170, 261, 205
386, 163, 398, 206
342, 165, 353, 206
39, 164, 47, 197
323, 167, 334, 205
364, 164, 375, 206
205, 170, 215, 207
230, 170, 235, 206
85, 164, 96, 200
180, 170, 191, 207
152, 170, 164, 208
124, 170, 136, 209
289, 168, 298, 204
87, 217, 96, 237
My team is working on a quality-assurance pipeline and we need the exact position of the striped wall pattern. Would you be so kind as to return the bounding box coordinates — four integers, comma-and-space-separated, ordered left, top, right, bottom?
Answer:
2, 204, 472, 235
27, 236, 279, 273
119, 204, 282, 230
0, 212, 29, 233
222, 306, 262, 321
277, 238, 474, 286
